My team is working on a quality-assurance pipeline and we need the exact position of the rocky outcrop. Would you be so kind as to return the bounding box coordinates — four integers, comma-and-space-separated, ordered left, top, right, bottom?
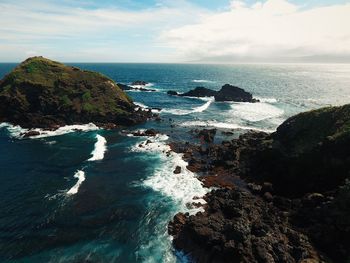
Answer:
0, 57, 152, 128
181, 87, 217, 97
167, 84, 259, 102
215, 84, 259, 102
169, 188, 324, 263
169, 104, 350, 263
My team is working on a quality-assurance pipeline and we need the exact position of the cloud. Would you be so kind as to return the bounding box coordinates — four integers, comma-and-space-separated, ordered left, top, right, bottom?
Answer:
161, 0, 350, 62
0, 0, 207, 62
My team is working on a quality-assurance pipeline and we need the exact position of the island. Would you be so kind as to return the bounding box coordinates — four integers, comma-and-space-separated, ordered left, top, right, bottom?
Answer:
167, 84, 259, 102
0, 57, 153, 129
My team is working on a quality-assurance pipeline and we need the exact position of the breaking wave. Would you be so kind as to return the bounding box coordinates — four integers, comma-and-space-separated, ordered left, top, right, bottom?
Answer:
88, 134, 107, 161
67, 170, 86, 195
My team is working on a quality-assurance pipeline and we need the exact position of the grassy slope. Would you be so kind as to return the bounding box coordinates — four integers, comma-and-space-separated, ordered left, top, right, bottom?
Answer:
0, 57, 134, 124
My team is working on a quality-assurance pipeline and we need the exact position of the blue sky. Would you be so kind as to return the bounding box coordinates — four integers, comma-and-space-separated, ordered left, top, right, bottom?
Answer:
0, 0, 349, 62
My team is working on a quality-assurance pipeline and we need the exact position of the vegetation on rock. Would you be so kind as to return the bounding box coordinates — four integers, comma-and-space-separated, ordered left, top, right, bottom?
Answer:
0, 56, 147, 128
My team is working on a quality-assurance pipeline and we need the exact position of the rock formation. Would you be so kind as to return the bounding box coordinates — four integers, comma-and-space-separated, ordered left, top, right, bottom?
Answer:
169, 104, 350, 263
0, 57, 152, 128
167, 84, 259, 102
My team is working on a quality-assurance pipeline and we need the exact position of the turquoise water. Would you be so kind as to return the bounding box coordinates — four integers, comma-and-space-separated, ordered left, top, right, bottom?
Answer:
0, 63, 350, 262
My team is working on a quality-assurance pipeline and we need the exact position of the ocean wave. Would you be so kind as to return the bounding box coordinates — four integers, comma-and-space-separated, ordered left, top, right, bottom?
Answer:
162, 98, 213, 116
179, 120, 275, 133
67, 170, 86, 195
192, 79, 215, 83
230, 102, 284, 122
256, 97, 278, 103
131, 134, 209, 214
0, 122, 100, 139
88, 134, 107, 161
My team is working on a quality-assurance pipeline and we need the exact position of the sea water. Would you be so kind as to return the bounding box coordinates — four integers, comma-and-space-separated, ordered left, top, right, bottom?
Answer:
0, 63, 350, 262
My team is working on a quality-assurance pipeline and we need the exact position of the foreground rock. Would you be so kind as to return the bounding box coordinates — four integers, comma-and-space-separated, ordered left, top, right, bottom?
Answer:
169, 104, 350, 262
169, 188, 325, 263
167, 84, 259, 102
0, 57, 151, 128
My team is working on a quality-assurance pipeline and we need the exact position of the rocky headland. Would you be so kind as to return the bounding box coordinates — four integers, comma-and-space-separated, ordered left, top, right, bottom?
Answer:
169, 104, 350, 263
0, 57, 154, 129
167, 84, 259, 102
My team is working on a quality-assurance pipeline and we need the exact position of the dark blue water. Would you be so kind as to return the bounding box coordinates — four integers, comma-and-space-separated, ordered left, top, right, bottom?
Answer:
1, 63, 350, 262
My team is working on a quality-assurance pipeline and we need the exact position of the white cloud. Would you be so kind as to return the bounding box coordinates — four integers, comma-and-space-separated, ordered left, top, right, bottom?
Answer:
0, 0, 207, 62
161, 0, 350, 62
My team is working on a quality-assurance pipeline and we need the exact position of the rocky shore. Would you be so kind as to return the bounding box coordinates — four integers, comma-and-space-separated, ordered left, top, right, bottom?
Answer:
169, 105, 350, 262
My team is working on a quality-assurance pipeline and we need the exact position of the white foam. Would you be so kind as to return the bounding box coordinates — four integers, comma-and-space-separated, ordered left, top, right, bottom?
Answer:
0, 122, 100, 139
67, 170, 86, 195
162, 98, 213, 116
192, 79, 215, 83
0, 122, 27, 138
88, 134, 107, 161
179, 120, 275, 133
256, 97, 278, 103
230, 102, 284, 122
134, 102, 148, 108
131, 134, 209, 214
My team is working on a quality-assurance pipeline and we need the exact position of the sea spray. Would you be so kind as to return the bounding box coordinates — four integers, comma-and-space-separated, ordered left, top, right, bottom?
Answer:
230, 101, 284, 122
161, 97, 214, 116
88, 134, 107, 161
67, 170, 86, 195
179, 120, 275, 133
0, 122, 99, 139
131, 133, 209, 262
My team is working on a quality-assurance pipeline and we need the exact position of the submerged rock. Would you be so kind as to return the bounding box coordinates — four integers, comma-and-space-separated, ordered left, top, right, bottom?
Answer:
131, 80, 148, 86
167, 90, 179, 96
0, 57, 150, 128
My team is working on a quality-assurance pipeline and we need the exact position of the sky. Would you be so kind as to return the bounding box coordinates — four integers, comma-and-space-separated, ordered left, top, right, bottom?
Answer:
0, 0, 350, 63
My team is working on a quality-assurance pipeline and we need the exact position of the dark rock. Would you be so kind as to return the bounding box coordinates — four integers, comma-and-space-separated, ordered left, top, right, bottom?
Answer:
181, 87, 217, 97
214, 84, 259, 102
174, 166, 182, 174
169, 189, 324, 263
144, 129, 158, 136
167, 90, 178, 96
131, 80, 148, 86
131, 129, 158, 137
22, 130, 40, 138
197, 129, 217, 144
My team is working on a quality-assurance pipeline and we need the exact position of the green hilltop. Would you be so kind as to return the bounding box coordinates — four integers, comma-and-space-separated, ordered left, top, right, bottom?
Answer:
0, 57, 147, 128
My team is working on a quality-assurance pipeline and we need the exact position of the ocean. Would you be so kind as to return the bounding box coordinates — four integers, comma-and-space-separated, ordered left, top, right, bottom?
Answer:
0, 63, 350, 262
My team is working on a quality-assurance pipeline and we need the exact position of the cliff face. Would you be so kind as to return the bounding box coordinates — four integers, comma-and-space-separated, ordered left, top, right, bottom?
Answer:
0, 57, 147, 128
